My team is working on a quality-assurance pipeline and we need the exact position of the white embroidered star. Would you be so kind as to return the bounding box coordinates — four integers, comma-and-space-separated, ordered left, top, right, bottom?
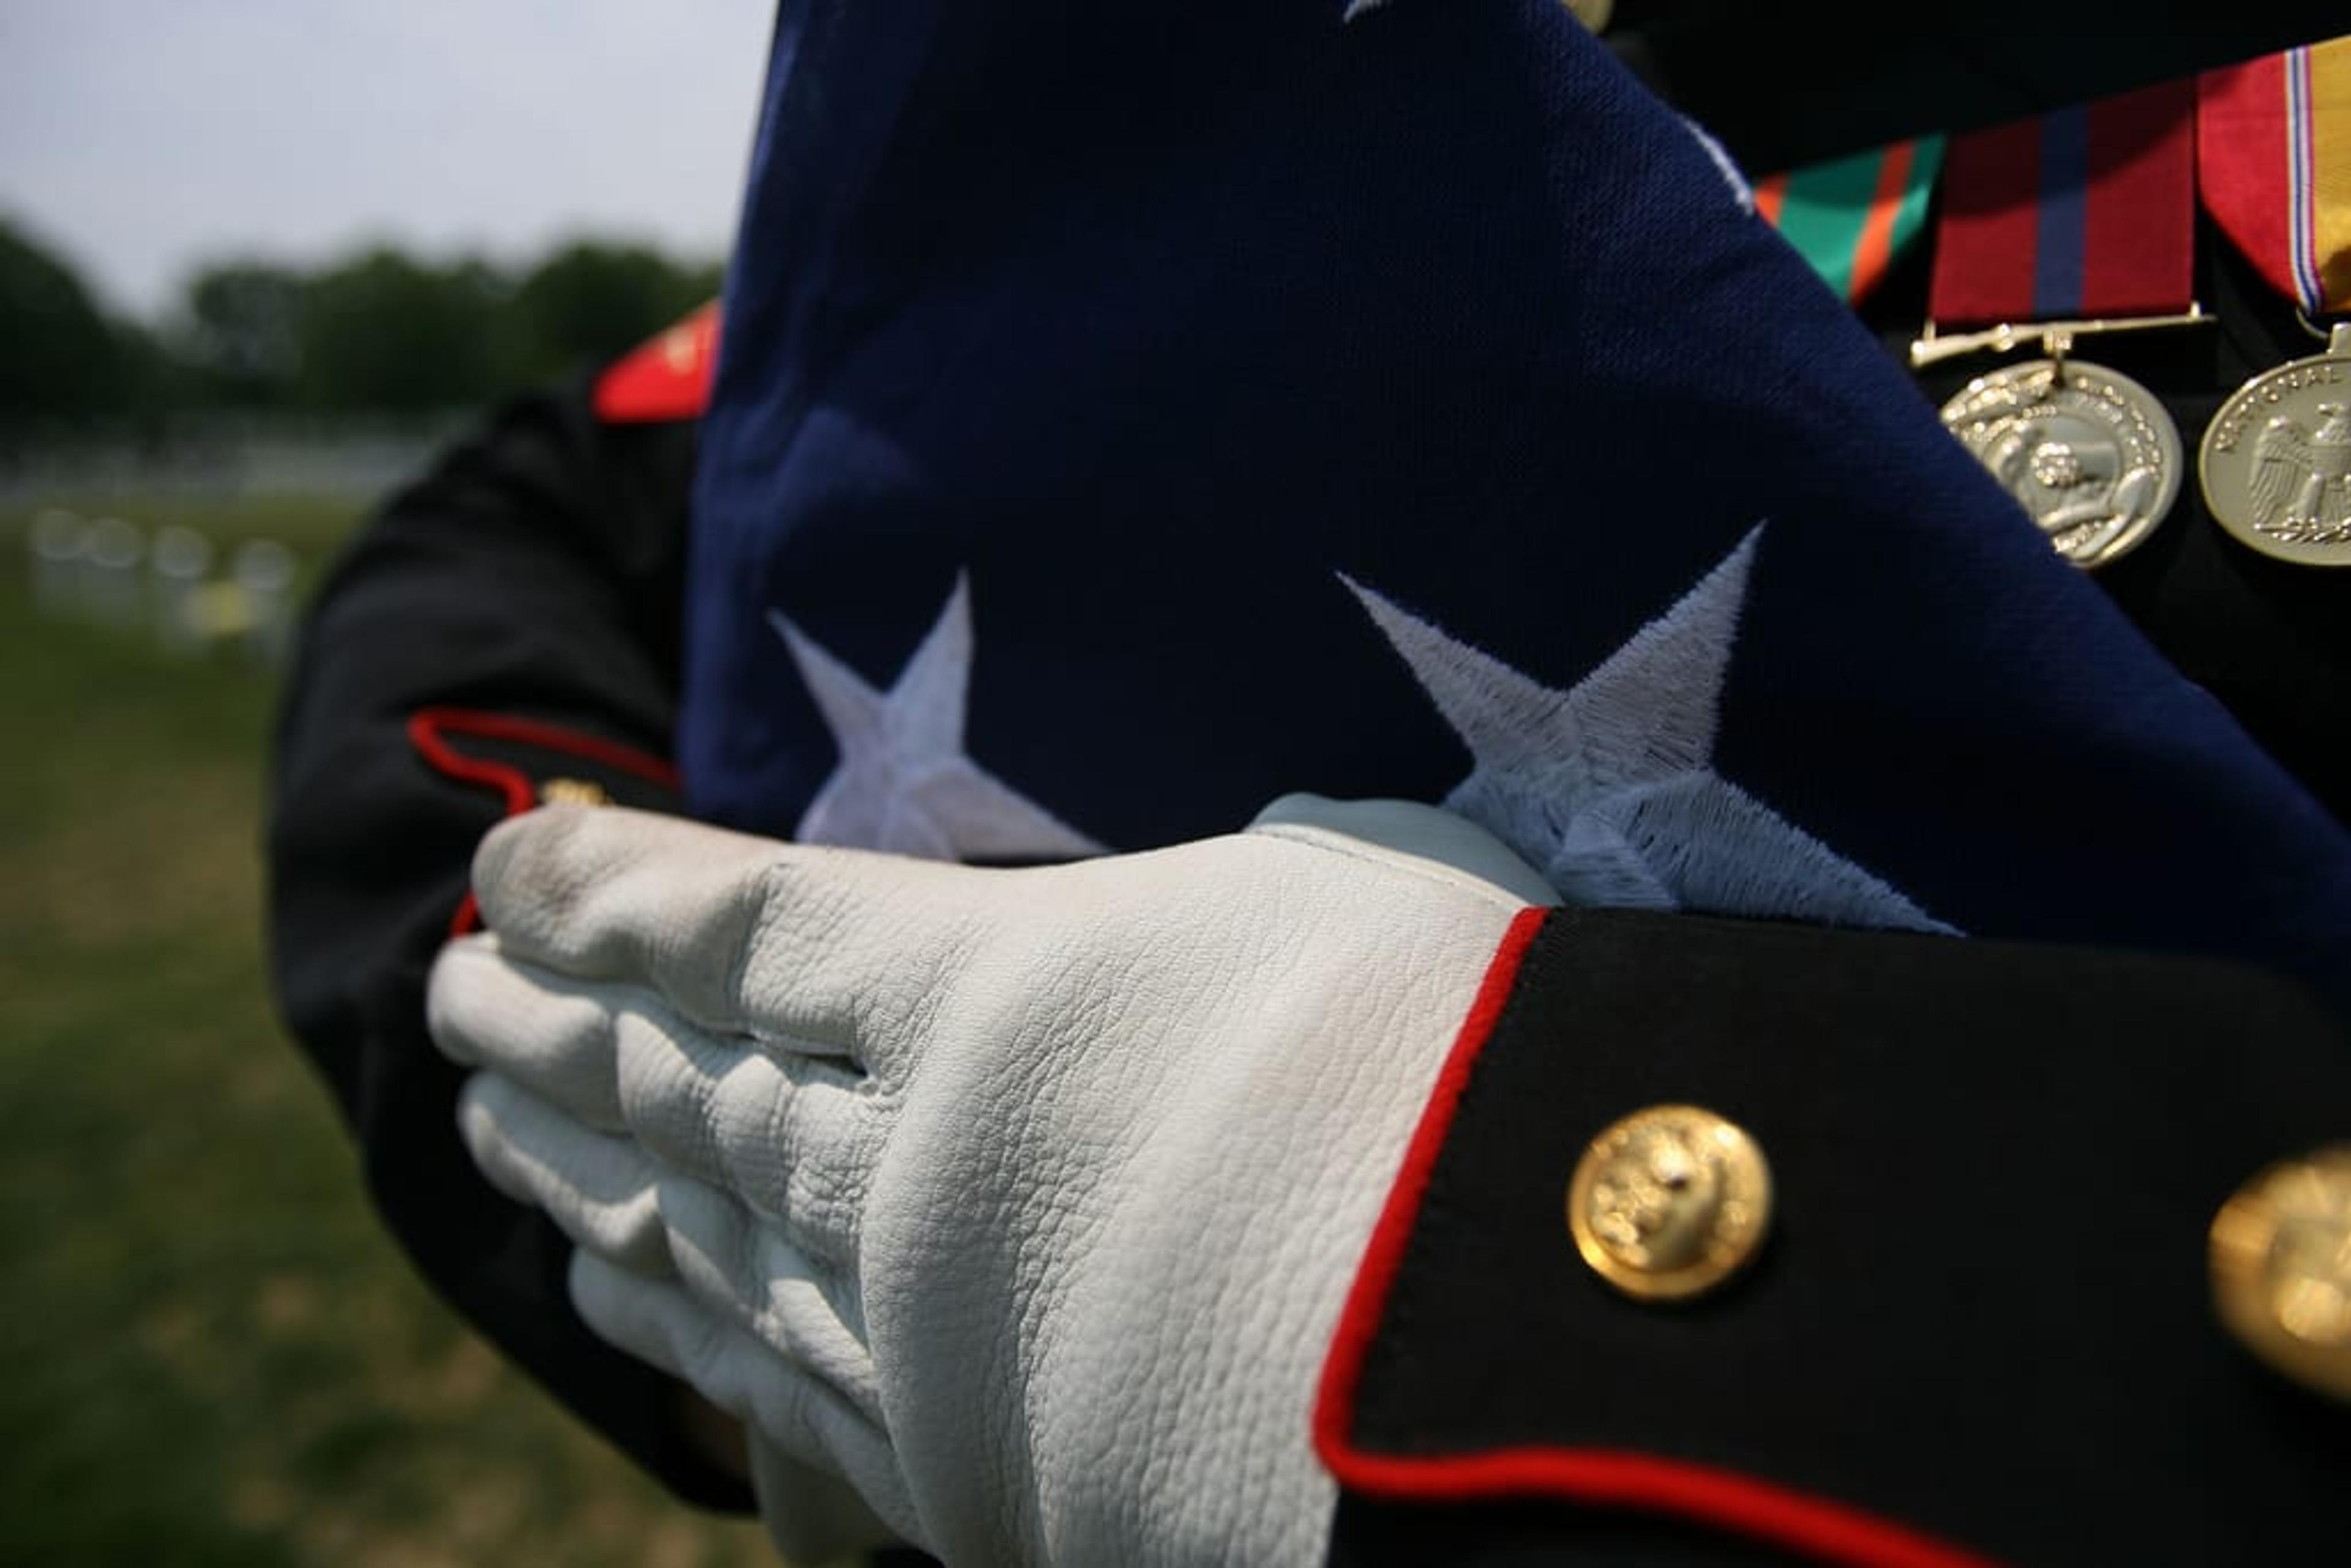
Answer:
1344, 527, 1953, 932
769, 575, 1104, 861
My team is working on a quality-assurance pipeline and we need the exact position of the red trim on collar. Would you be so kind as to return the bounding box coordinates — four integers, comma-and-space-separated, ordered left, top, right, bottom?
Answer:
591, 301, 720, 424
406, 707, 680, 934
1311, 906, 1998, 1568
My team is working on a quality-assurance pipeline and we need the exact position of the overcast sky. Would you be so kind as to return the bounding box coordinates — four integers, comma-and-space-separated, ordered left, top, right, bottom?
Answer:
0, 0, 774, 317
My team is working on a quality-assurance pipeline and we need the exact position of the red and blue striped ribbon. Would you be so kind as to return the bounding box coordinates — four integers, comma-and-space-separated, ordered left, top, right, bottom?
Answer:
1930, 80, 2196, 329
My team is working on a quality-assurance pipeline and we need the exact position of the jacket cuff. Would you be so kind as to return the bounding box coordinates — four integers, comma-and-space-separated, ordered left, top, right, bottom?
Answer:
406, 707, 681, 934
1319, 907, 2350, 1566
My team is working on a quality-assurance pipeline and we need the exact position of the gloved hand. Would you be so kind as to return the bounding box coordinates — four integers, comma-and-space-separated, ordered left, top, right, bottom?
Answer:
427, 796, 1554, 1565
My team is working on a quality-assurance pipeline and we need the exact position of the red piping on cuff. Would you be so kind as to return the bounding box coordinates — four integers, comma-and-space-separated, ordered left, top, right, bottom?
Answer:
1311, 906, 1999, 1568
407, 706, 680, 936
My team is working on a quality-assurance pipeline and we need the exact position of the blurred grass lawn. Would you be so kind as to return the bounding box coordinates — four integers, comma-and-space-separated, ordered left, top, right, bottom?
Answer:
0, 496, 778, 1567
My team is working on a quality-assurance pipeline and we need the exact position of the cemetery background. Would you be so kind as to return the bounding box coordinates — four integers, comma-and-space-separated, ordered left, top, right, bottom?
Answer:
1, 221, 782, 1566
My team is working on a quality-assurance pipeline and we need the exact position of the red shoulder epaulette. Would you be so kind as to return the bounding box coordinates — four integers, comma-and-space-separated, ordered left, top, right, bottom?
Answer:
592, 301, 721, 424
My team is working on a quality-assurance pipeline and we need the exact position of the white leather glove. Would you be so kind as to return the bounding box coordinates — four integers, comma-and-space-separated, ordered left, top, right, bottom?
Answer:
427, 796, 1554, 1565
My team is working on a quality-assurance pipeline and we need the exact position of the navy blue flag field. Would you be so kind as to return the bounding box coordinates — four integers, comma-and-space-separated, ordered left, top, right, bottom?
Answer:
682, 0, 2350, 1004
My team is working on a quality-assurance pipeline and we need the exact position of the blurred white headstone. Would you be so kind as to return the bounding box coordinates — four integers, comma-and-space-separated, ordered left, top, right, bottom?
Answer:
233, 538, 296, 665
84, 517, 146, 629
29, 509, 87, 619
150, 525, 216, 655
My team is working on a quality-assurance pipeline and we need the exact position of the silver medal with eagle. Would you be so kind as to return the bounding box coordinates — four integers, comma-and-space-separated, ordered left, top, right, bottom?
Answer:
2199, 323, 2351, 568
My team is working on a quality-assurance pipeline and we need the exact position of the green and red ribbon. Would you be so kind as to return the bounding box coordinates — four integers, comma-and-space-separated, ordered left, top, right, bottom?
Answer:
1755, 137, 1943, 306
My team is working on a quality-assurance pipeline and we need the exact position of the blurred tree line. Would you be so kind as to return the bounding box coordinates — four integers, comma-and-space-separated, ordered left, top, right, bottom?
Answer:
1, 215, 722, 437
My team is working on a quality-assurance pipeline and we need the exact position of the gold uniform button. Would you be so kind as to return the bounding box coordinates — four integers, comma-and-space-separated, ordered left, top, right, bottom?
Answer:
2210, 1144, 2351, 1403
1568, 1103, 1771, 1302
538, 777, 613, 807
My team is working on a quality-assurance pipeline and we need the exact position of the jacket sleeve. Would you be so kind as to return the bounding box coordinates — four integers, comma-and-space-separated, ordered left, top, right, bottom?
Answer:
1318, 907, 2351, 1567
264, 373, 752, 1510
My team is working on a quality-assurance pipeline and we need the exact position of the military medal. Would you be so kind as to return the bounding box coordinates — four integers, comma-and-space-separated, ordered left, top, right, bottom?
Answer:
1560, 0, 1613, 33
1940, 339, 2182, 568
1914, 83, 2201, 569
2197, 42, 2351, 566
2199, 323, 2351, 565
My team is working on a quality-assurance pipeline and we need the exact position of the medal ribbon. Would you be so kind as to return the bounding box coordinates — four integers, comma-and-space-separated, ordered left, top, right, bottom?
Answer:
2199, 38, 2351, 315
1756, 137, 1943, 306
1929, 81, 2196, 329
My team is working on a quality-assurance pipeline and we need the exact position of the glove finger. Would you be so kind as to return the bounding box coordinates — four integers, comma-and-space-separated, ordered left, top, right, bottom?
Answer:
568, 1249, 919, 1542
429, 936, 628, 1130
615, 1008, 883, 1267
746, 1437, 910, 1564
430, 933, 881, 1248
654, 1172, 882, 1426
456, 1073, 672, 1276
469, 805, 974, 1070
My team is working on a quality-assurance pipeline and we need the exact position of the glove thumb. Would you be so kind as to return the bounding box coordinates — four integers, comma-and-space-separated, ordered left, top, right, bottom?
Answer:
1248, 793, 1559, 905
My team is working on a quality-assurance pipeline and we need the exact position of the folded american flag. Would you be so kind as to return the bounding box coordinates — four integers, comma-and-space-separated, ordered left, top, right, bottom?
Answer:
683, 0, 2350, 1003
